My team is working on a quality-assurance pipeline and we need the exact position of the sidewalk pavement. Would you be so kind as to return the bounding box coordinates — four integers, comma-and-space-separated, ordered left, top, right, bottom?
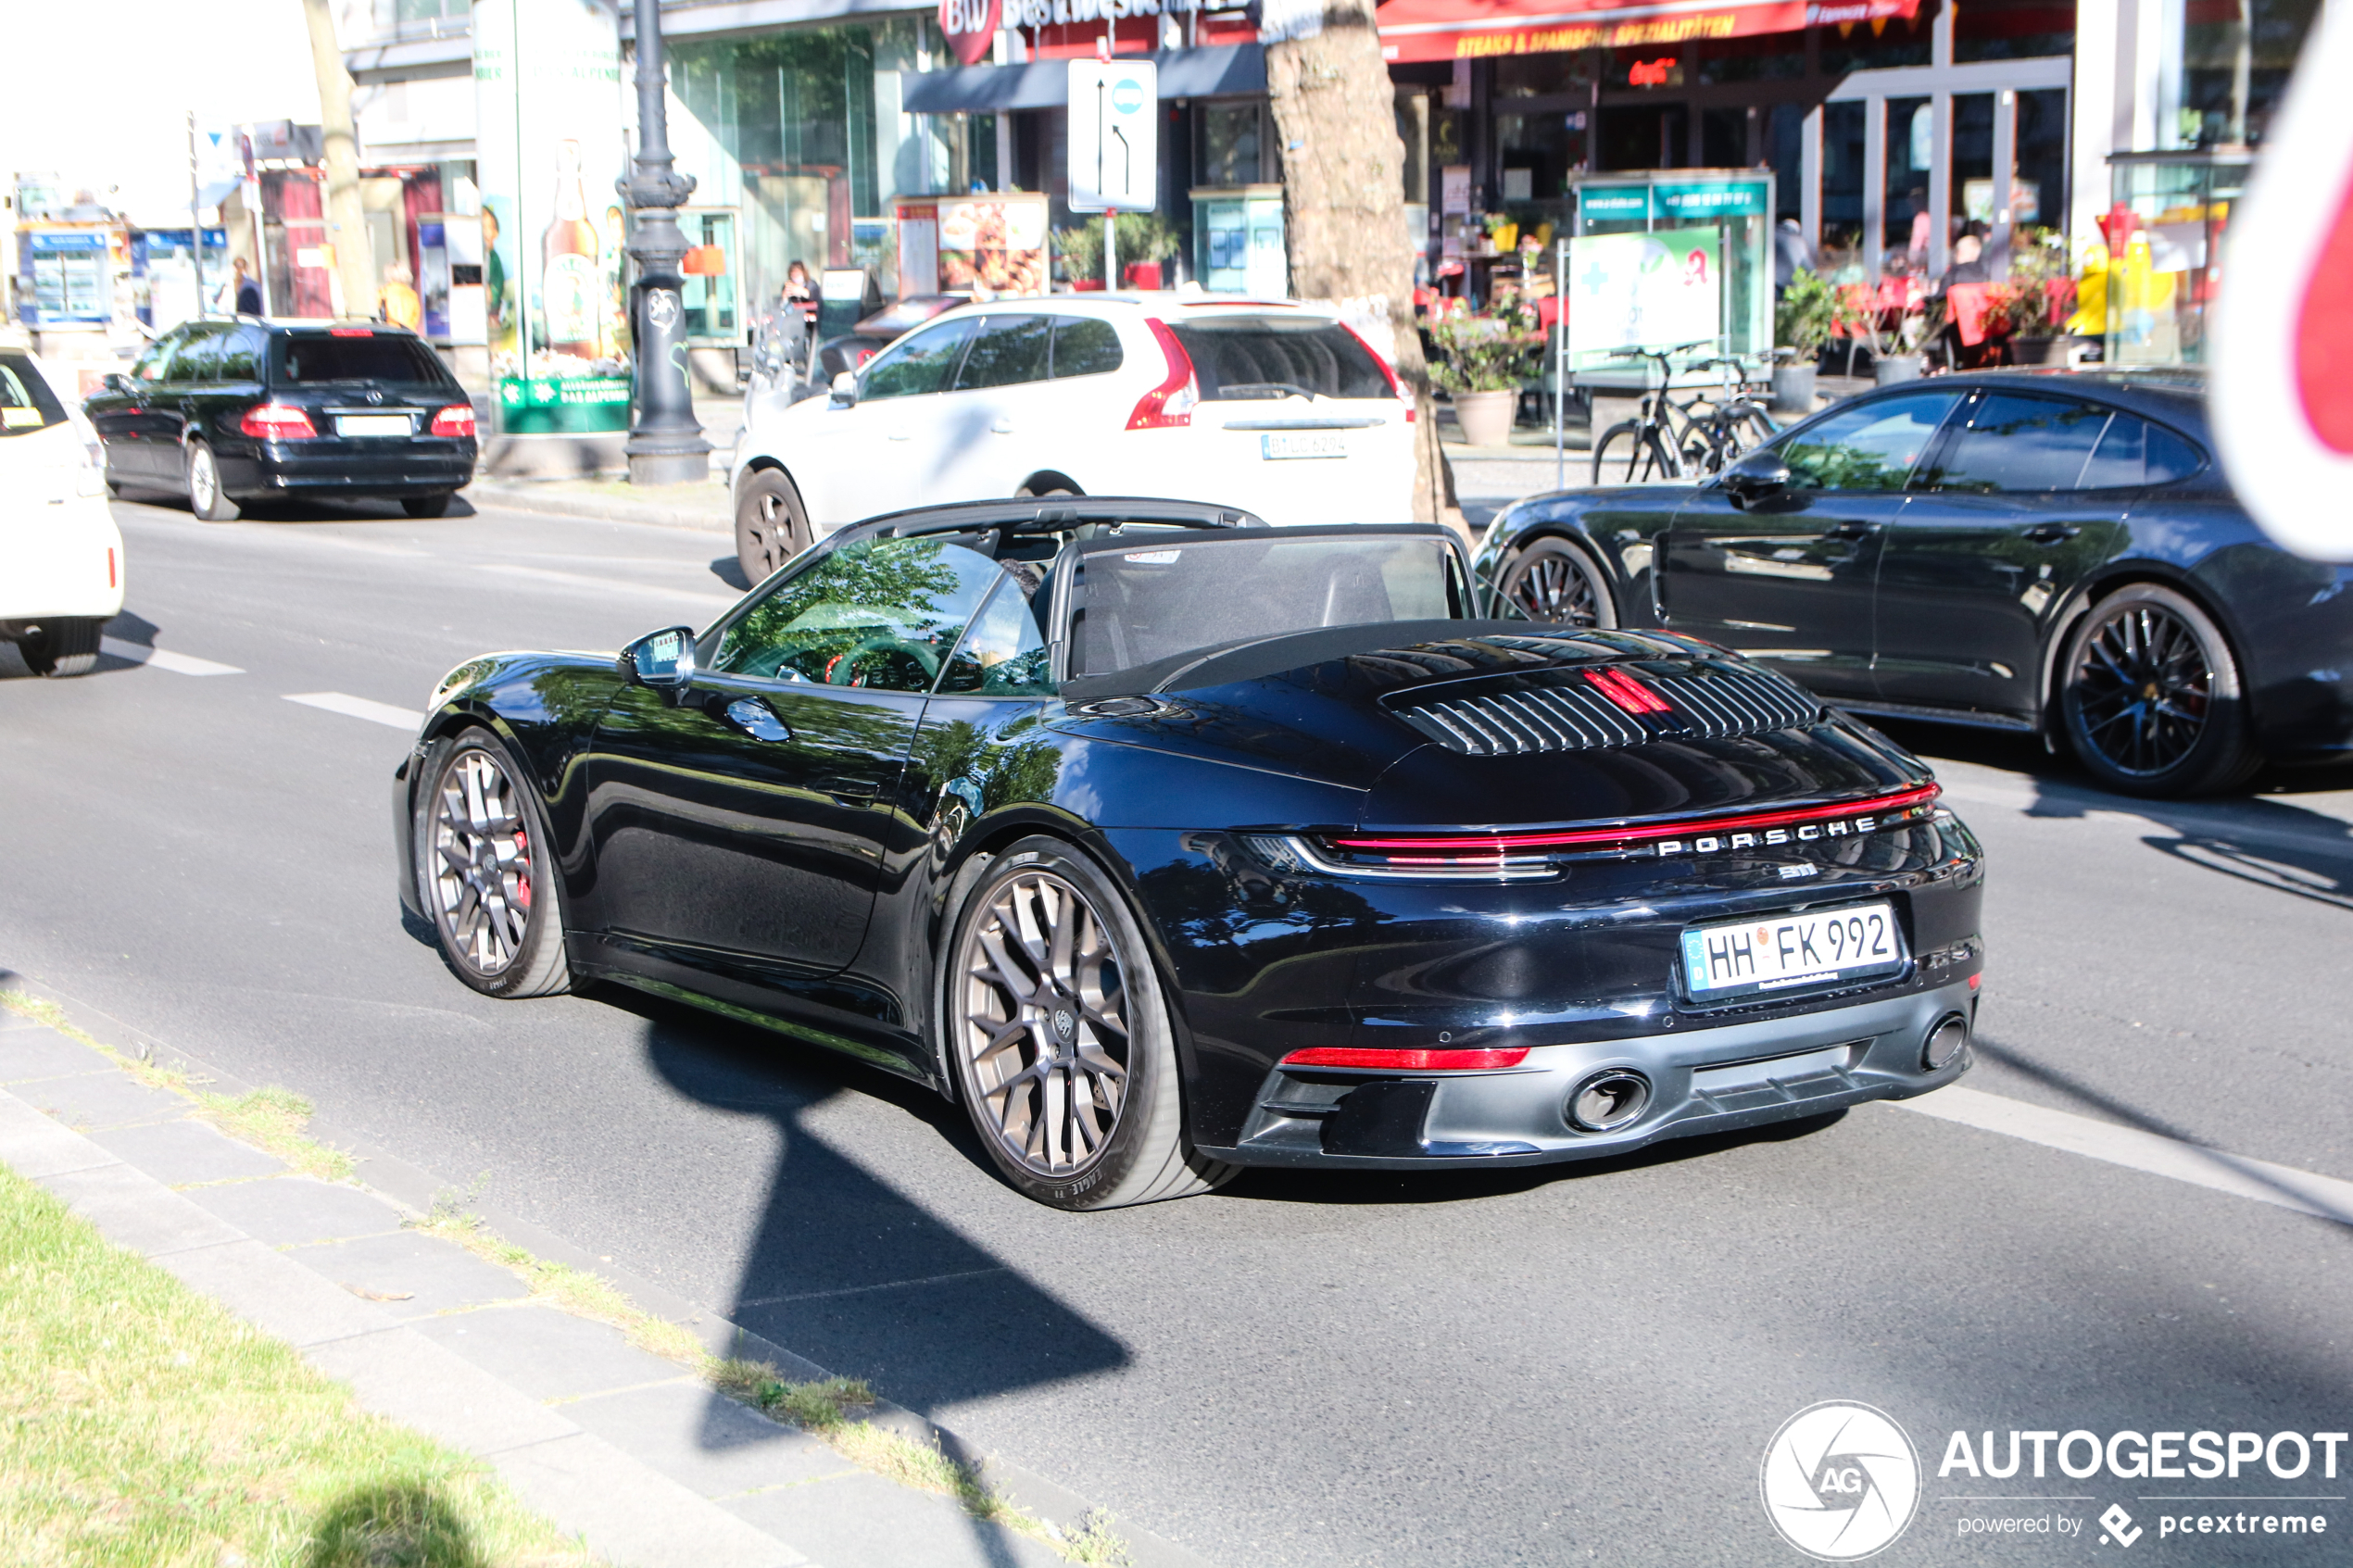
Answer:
0, 977, 1212, 1568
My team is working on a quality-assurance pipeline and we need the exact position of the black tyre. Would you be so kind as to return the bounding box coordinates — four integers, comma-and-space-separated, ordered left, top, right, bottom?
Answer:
412, 730, 573, 998
19, 619, 102, 678
186, 442, 239, 521
944, 837, 1234, 1210
402, 493, 455, 518
1592, 421, 1671, 485
1496, 536, 1617, 628
735, 469, 811, 587
2058, 583, 2259, 797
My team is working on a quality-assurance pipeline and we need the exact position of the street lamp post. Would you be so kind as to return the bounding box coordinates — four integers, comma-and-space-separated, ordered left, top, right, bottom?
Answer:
618, 0, 711, 485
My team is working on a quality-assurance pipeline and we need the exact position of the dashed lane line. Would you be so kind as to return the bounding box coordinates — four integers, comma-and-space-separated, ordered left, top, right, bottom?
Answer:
1889, 1085, 2353, 1226
99, 638, 244, 677
283, 691, 425, 731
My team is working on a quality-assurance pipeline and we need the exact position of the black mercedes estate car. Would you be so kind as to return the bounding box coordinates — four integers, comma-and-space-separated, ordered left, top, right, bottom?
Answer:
396, 497, 1984, 1210
86, 319, 476, 521
1473, 369, 2353, 797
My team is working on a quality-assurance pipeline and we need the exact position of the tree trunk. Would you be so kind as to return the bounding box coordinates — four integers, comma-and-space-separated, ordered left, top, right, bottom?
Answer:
301, 0, 378, 321
1261, 0, 1459, 532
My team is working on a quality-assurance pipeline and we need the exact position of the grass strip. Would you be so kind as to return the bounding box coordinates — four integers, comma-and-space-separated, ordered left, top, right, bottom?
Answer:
0, 1160, 592, 1567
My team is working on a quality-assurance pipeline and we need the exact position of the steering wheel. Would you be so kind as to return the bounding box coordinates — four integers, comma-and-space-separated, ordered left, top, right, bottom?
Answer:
823, 635, 938, 687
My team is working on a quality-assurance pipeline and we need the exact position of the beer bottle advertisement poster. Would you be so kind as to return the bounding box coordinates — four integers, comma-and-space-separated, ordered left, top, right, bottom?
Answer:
473, 0, 632, 435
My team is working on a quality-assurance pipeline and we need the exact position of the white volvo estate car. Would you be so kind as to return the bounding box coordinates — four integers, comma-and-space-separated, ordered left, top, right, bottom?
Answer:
1, 348, 122, 678
728, 295, 1416, 583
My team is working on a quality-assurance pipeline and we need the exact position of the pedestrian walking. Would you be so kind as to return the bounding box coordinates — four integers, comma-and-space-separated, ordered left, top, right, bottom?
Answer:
232, 256, 262, 316
380, 266, 422, 331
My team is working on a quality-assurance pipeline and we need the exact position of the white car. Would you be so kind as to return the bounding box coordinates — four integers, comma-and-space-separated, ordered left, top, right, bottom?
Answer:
1, 348, 122, 677
727, 295, 1416, 582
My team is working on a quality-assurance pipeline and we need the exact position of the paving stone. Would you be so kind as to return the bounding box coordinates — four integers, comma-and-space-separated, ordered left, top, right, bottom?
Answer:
305, 1326, 579, 1454
495, 1432, 807, 1568
185, 1174, 406, 1247
154, 1238, 396, 1348
560, 1381, 847, 1499
17, 1072, 188, 1130
88, 1119, 283, 1185
291, 1229, 529, 1318
0, 1027, 114, 1082
412, 1303, 687, 1401
36, 1163, 246, 1258
725, 1469, 1067, 1568
0, 1092, 121, 1180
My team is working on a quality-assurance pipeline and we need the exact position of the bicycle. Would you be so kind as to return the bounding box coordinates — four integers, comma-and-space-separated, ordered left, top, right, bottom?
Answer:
1589, 344, 1780, 484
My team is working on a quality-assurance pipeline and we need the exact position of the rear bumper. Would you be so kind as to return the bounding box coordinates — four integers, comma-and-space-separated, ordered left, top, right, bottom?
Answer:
221, 441, 475, 499
1199, 979, 1977, 1169
0, 497, 126, 621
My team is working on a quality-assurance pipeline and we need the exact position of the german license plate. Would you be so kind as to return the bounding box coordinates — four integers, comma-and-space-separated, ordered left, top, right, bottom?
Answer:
1260, 431, 1345, 460
1680, 901, 1906, 1002
335, 414, 410, 438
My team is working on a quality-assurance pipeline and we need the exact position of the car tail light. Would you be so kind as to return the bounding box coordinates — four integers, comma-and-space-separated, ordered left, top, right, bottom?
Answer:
329, 327, 374, 337
240, 403, 319, 440
1126, 319, 1199, 430
1584, 667, 1673, 715
1281, 1046, 1529, 1072
431, 404, 476, 438
107, 547, 117, 588
1341, 320, 1416, 423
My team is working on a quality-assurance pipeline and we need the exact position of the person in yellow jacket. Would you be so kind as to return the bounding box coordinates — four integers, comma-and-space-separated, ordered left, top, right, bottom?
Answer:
380, 265, 422, 332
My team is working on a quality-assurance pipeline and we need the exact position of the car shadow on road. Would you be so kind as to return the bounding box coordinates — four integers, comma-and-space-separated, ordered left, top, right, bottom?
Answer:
710, 556, 752, 592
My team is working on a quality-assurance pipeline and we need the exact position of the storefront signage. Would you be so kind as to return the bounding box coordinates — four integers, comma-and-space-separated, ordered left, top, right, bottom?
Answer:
1375, 0, 1916, 63
473, 0, 630, 438
939, 0, 1001, 65
2211, 0, 2353, 559
1565, 225, 1722, 370
1578, 182, 1769, 223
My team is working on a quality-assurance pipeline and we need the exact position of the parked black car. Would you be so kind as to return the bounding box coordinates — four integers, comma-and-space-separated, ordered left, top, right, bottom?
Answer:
85, 318, 476, 521
396, 497, 1984, 1210
1473, 368, 2353, 797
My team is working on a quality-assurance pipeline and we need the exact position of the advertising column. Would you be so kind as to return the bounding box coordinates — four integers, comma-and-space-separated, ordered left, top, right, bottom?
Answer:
474, 0, 630, 444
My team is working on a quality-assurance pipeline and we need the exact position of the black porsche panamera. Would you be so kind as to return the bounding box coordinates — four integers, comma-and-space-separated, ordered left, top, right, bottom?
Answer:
1472, 368, 2353, 797
396, 497, 1986, 1209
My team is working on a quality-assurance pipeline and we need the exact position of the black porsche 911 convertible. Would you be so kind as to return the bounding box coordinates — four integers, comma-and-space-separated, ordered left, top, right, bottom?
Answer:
396, 498, 1986, 1209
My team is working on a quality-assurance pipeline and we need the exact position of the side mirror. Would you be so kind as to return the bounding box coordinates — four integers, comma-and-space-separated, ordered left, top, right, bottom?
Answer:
100, 372, 132, 396
619, 625, 698, 697
1722, 449, 1793, 502
829, 370, 859, 407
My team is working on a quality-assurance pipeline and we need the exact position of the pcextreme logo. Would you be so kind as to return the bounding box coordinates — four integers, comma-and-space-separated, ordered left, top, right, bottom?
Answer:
1762, 1402, 1923, 1561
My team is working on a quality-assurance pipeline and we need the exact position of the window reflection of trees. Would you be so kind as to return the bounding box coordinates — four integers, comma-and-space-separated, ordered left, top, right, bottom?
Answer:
713, 539, 996, 690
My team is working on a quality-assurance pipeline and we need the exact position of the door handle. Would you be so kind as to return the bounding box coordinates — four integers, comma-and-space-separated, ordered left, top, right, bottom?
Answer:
1820, 521, 1880, 541
722, 696, 792, 743
990, 419, 1013, 434
2021, 521, 2082, 544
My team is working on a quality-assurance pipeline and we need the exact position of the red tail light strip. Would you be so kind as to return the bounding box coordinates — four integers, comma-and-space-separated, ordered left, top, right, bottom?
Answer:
1584, 666, 1672, 715
240, 404, 319, 440
1126, 319, 1200, 429
1340, 320, 1417, 423
1281, 1046, 1529, 1072
1330, 783, 1943, 855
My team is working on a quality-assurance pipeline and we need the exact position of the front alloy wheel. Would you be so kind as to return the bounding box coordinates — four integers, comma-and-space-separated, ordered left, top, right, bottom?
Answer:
2059, 583, 2257, 797
417, 734, 572, 997
947, 839, 1233, 1209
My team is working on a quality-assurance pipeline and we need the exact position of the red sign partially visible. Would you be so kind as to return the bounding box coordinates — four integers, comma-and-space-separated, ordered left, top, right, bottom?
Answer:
939, 0, 1001, 66
1375, 0, 1916, 63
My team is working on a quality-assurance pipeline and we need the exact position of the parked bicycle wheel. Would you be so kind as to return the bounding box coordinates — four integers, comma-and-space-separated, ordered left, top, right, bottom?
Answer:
1592, 422, 1675, 485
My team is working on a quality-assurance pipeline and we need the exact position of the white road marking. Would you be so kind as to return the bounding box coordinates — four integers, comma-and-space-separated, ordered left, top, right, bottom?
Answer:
99, 638, 244, 677
1889, 1085, 2353, 1226
283, 691, 425, 730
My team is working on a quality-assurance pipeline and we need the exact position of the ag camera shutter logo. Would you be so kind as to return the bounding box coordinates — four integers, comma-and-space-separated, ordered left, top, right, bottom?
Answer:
1761, 1401, 1921, 1560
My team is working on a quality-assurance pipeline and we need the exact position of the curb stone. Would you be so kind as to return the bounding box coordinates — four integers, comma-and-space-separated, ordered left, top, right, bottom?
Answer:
0, 970, 1219, 1568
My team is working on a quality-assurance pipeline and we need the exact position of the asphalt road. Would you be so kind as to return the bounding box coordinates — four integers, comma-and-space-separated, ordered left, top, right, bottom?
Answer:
7, 490, 2353, 1566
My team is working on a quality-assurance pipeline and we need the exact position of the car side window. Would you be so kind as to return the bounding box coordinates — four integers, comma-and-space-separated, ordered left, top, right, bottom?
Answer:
1778, 391, 1961, 491
1050, 317, 1123, 379
132, 332, 181, 383
1920, 393, 2112, 492
861, 318, 979, 401
216, 328, 263, 383
953, 315, 1051, 392
171, 326, 227, 385
2080, 413, 2208, 489
938, 570, 1054, 696
711, 535, 1004, 693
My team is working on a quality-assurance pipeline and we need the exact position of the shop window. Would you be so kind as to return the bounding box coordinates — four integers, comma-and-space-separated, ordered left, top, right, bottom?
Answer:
1954, 0, 2075, 61
1494, 53, 1592, 99
1882, 96, 1932, 264
1201, 101, 1268, 187
1949, 93, 1995, 245
1768, 105, 1805, 228
1595, 106, 1687, 171
1496, 115, 1575, 201
2179, 0, 2320, 145
1696, 33, 1806, 83
1819, 101, 1868, 281
2015, 88, 2067, 232
1818, 7, 1935, 76
1701, 108, 1747, 169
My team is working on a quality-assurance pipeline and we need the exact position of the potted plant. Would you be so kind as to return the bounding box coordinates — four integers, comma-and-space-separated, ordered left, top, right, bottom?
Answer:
2002, 230, 2076, 365
1772, 269, 1835, 411
1429, 302, 1540, 447
1051, 221, 1102, 290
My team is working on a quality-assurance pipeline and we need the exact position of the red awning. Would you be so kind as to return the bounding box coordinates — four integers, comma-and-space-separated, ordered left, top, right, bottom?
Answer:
1377, 0, 1917, 62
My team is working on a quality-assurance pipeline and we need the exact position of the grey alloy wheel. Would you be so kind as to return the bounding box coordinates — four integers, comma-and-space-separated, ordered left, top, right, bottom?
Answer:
418, 734, 571, 997
1499, 537, 1617, 628
958, 866, 1133, 1178
186, 442, 238, 521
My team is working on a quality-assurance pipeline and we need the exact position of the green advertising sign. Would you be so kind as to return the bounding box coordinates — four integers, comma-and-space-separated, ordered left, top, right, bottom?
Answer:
1655, 181, 1770, 220
1564, 225, 1725, 371
474, 0, 631, 438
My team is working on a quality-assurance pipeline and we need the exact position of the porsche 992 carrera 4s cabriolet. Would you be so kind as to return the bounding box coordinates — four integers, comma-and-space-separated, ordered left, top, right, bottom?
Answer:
396, 498, 1986, 1210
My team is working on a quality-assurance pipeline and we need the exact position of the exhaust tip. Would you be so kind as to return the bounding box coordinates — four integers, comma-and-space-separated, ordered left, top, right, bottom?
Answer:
1923, 1012, 1970, 1071
1567, 1068, 1652, 1133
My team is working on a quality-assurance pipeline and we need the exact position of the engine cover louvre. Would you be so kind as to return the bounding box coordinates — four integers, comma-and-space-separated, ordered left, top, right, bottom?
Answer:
1387, 663, 1822, 756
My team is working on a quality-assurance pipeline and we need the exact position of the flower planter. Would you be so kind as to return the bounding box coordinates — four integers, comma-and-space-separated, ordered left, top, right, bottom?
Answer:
2011, 333, 2069, 367
1874, 354, 1925, 385
1068, 279, 1105, 292
1770, 363, 1818, 414
1452, 388, 1517, 448
1124, 261, 1163, 291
